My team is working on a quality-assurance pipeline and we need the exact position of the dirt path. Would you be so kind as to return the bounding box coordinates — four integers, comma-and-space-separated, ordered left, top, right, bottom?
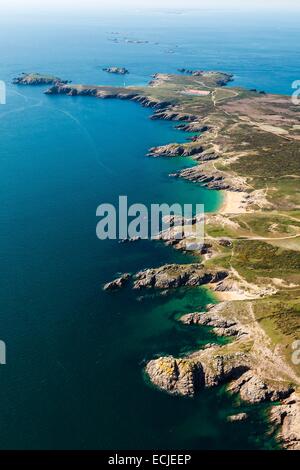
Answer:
212, 88, 240, 107
206, 231, 300, 243
243, 233, 300, 241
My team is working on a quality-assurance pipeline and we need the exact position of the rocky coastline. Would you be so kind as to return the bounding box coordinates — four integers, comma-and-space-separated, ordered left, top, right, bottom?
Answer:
14, 69, 300, 449
145, 302, 300, 449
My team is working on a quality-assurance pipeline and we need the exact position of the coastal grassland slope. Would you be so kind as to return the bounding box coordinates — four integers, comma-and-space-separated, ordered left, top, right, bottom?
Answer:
43, 70, 300, 208
14, 70, 300, 448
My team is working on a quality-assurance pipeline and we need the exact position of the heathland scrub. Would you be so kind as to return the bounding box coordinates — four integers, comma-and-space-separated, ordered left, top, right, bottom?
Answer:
13, 70, 300, 449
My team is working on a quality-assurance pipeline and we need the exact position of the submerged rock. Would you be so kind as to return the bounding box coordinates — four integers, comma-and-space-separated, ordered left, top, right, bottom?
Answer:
145, 357, 204, 397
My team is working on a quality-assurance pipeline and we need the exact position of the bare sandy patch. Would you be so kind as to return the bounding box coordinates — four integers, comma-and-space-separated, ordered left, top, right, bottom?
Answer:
258, 124, 289, 135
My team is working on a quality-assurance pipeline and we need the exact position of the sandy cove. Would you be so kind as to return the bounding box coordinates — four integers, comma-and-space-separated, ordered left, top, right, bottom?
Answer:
220, 190, 249, 215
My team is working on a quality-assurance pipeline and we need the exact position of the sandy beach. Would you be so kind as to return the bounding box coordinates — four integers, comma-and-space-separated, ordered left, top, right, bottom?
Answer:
219, 190, 247, 214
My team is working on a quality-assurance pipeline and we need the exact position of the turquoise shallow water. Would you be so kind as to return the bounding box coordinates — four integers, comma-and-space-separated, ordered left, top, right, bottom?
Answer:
0, 9, 299, 449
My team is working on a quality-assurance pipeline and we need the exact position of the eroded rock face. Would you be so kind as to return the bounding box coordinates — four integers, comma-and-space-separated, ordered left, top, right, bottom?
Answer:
201, 353, 250, 388
270, 393, 300, 450
147, 143, 204, 158
180, 308, 245, 339
103, 273, 131, 291
145, 357, 204, 397
145, 351, 250, 396
133, 264, 228, 290
228, 371, 293, 404
145, 350, 294, 420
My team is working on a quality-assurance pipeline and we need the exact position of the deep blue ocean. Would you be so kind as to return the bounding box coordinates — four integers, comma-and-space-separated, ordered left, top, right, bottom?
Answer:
0, 9, 299, 449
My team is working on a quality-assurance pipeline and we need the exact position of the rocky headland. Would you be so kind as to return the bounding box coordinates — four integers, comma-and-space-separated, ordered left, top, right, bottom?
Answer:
102, 264, 228, 291
133, 264, 228, 290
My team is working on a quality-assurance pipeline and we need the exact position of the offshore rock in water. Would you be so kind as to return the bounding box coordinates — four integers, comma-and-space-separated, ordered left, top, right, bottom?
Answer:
102, 67, 129, 75
12, 73, 69, 86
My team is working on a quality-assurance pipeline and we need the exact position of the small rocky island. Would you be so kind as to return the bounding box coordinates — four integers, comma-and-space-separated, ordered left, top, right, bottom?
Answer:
178, 68, 205, 75
12, 72, 69, 86
102, 67, 129, 75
